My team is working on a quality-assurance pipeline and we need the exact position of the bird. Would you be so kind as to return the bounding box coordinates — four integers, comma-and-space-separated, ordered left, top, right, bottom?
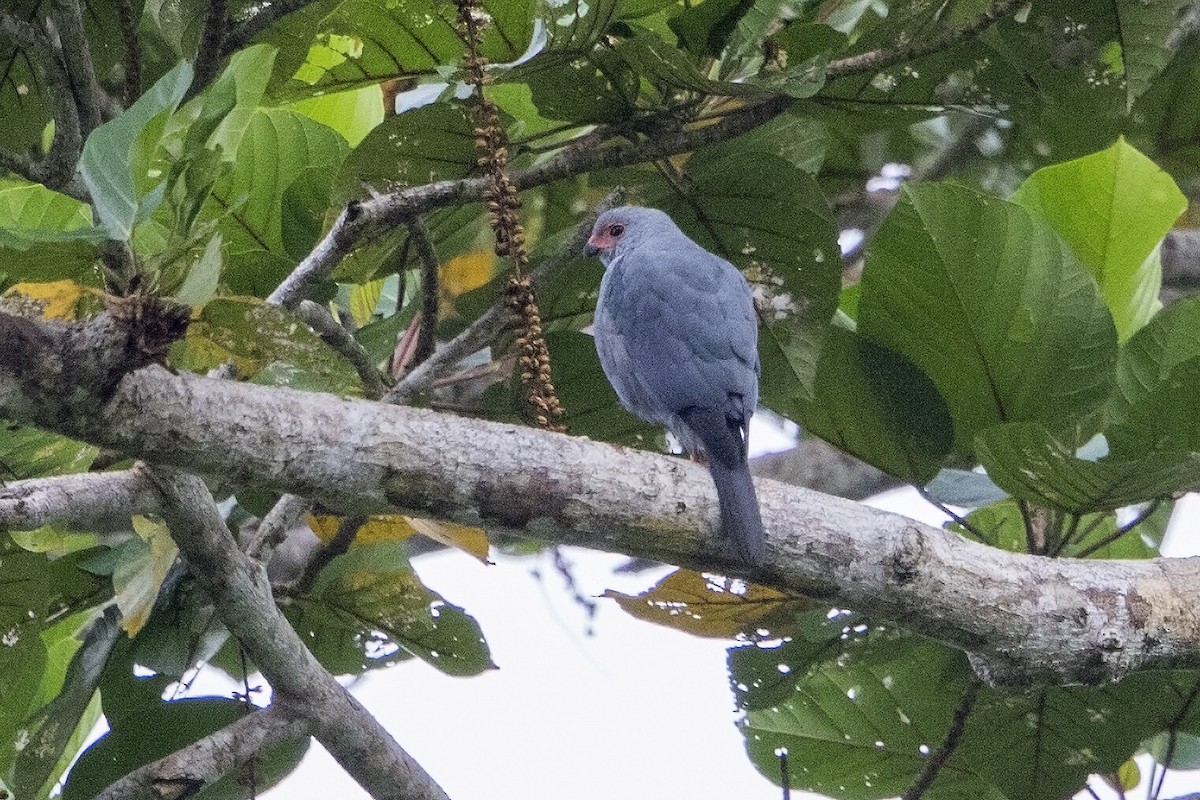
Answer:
585, 206, 766, 565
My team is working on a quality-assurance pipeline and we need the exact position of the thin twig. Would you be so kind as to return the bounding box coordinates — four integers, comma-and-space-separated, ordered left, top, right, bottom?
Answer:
0, 10, 83, 190
115, 0, 142, 104
222, 0, 320, 56
190, 0, 230, 98
51, 0, 104, 135
1166, 1, 1200, 51
91, 704, 309, 800
916, 488, 987, 542
824, 0, 1023, 80
407, 218, 441, 368
381, 190, 623, 404
290, 514, 367, 594
245, 492, 311, 562
297, 300, 388, 399
902, 678, 982, 800
1073, 499, 1164, 559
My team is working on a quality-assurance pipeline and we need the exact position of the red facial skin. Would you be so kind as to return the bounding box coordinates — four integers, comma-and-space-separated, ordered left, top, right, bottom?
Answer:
586, 222, 626, 255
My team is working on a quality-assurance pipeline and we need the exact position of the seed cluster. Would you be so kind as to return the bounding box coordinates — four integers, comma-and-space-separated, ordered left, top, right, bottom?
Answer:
456, 0, 565, 431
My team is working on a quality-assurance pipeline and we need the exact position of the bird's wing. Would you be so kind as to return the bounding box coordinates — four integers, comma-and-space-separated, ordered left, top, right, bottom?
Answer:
597, 246, 758, 452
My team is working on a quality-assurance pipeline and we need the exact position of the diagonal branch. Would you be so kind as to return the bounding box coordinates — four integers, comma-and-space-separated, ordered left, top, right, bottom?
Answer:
150, 468, 451, 800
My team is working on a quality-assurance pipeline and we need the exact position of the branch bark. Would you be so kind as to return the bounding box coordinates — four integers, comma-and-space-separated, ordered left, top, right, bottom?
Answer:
91, 704, 310, 800
150, 468, 451, 800
1, 327, 1197, 688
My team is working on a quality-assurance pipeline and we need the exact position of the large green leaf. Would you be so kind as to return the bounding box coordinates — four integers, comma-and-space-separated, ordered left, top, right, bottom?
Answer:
78, 61, 195, 241
1108, 298, 1200, 457
954, 671, 1200, 800
208, 108, 349, 295
858, 183, 1118, 455
739, 628, 995, 799
171, 297, 363, 393
737, 610, 1200, 800
789, 327, 952, 483
1013, 138, 1186, 341
288, 542, 495, 677
653, 148, 841, 402
975, 422, 1200, 514
1116, 0, 1192, 110
13, 611, 118, 799
273, 0, 535, 100
0, 423, 98, 479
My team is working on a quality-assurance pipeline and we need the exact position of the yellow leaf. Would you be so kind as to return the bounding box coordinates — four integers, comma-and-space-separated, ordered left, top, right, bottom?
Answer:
5, 280, 90, 319
441, 250, 495, 303
1117, 758, 1140, 790
306, 513, 490, 563
349, 279, 385, 327
604, 568, 798, 639
404, 517, 490, 563
113, 516, 179, 636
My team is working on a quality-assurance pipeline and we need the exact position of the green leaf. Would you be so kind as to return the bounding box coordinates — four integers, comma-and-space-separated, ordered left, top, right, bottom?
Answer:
172, 232, 223, 307
975, 422, 1200, 514
1108, 298, 1200, 457
546, 330, 666, 447
13, 611, 119, 799
789, 327, 953, 483
111, 518, 180, 637
651, 149, 840, 402
858, 183, 1118, 455
79, 61, 195, 241
274, 0, 534, 100
288, 83, 385, 146
290, 542, 495, 677
171, 297, 362, 394
1116, 0, 1192, 110
0, 423, 98, 479
1013, 138, 1186, 341
210, 108, 349, 295
739, 628, 991, 798
670, 0, 757, 59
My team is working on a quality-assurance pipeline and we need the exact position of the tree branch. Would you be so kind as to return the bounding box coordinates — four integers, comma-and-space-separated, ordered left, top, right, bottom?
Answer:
297, 300, 387, 399
0, 10, 83, 190
190, 0, 230, 98
0, 467, 159, 532
51, 0, 105, 135
2, 329, 1198, 687
149, 468, 451, 800
91, 704, 310, 800
383, 189, 621, 404
222, 0, 322, 56
407, 218, 441, 368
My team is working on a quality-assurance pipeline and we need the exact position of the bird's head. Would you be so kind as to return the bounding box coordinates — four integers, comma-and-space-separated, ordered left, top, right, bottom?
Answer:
584, 206, 675, 264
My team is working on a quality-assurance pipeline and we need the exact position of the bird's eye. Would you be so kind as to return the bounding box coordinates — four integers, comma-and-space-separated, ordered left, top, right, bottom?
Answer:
608, 223, 625, 237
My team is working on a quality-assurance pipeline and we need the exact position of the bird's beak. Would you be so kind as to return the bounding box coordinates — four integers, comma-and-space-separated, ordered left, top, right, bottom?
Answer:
584, 234, 603, 257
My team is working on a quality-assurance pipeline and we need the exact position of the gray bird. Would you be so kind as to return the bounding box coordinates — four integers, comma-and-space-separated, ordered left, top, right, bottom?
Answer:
585, 206, 766, 565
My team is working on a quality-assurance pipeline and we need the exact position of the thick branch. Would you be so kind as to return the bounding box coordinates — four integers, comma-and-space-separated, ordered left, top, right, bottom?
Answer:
150, 469, 450, 800
1, 341, 1198, 687
91, 704, 310, 800
0, 468, 159, 532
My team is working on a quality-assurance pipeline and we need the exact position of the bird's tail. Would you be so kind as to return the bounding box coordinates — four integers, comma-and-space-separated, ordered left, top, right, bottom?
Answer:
707, 458, 766, 566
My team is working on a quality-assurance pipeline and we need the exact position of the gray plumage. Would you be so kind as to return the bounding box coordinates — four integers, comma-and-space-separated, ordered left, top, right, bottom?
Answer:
585, 206, 766, 565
